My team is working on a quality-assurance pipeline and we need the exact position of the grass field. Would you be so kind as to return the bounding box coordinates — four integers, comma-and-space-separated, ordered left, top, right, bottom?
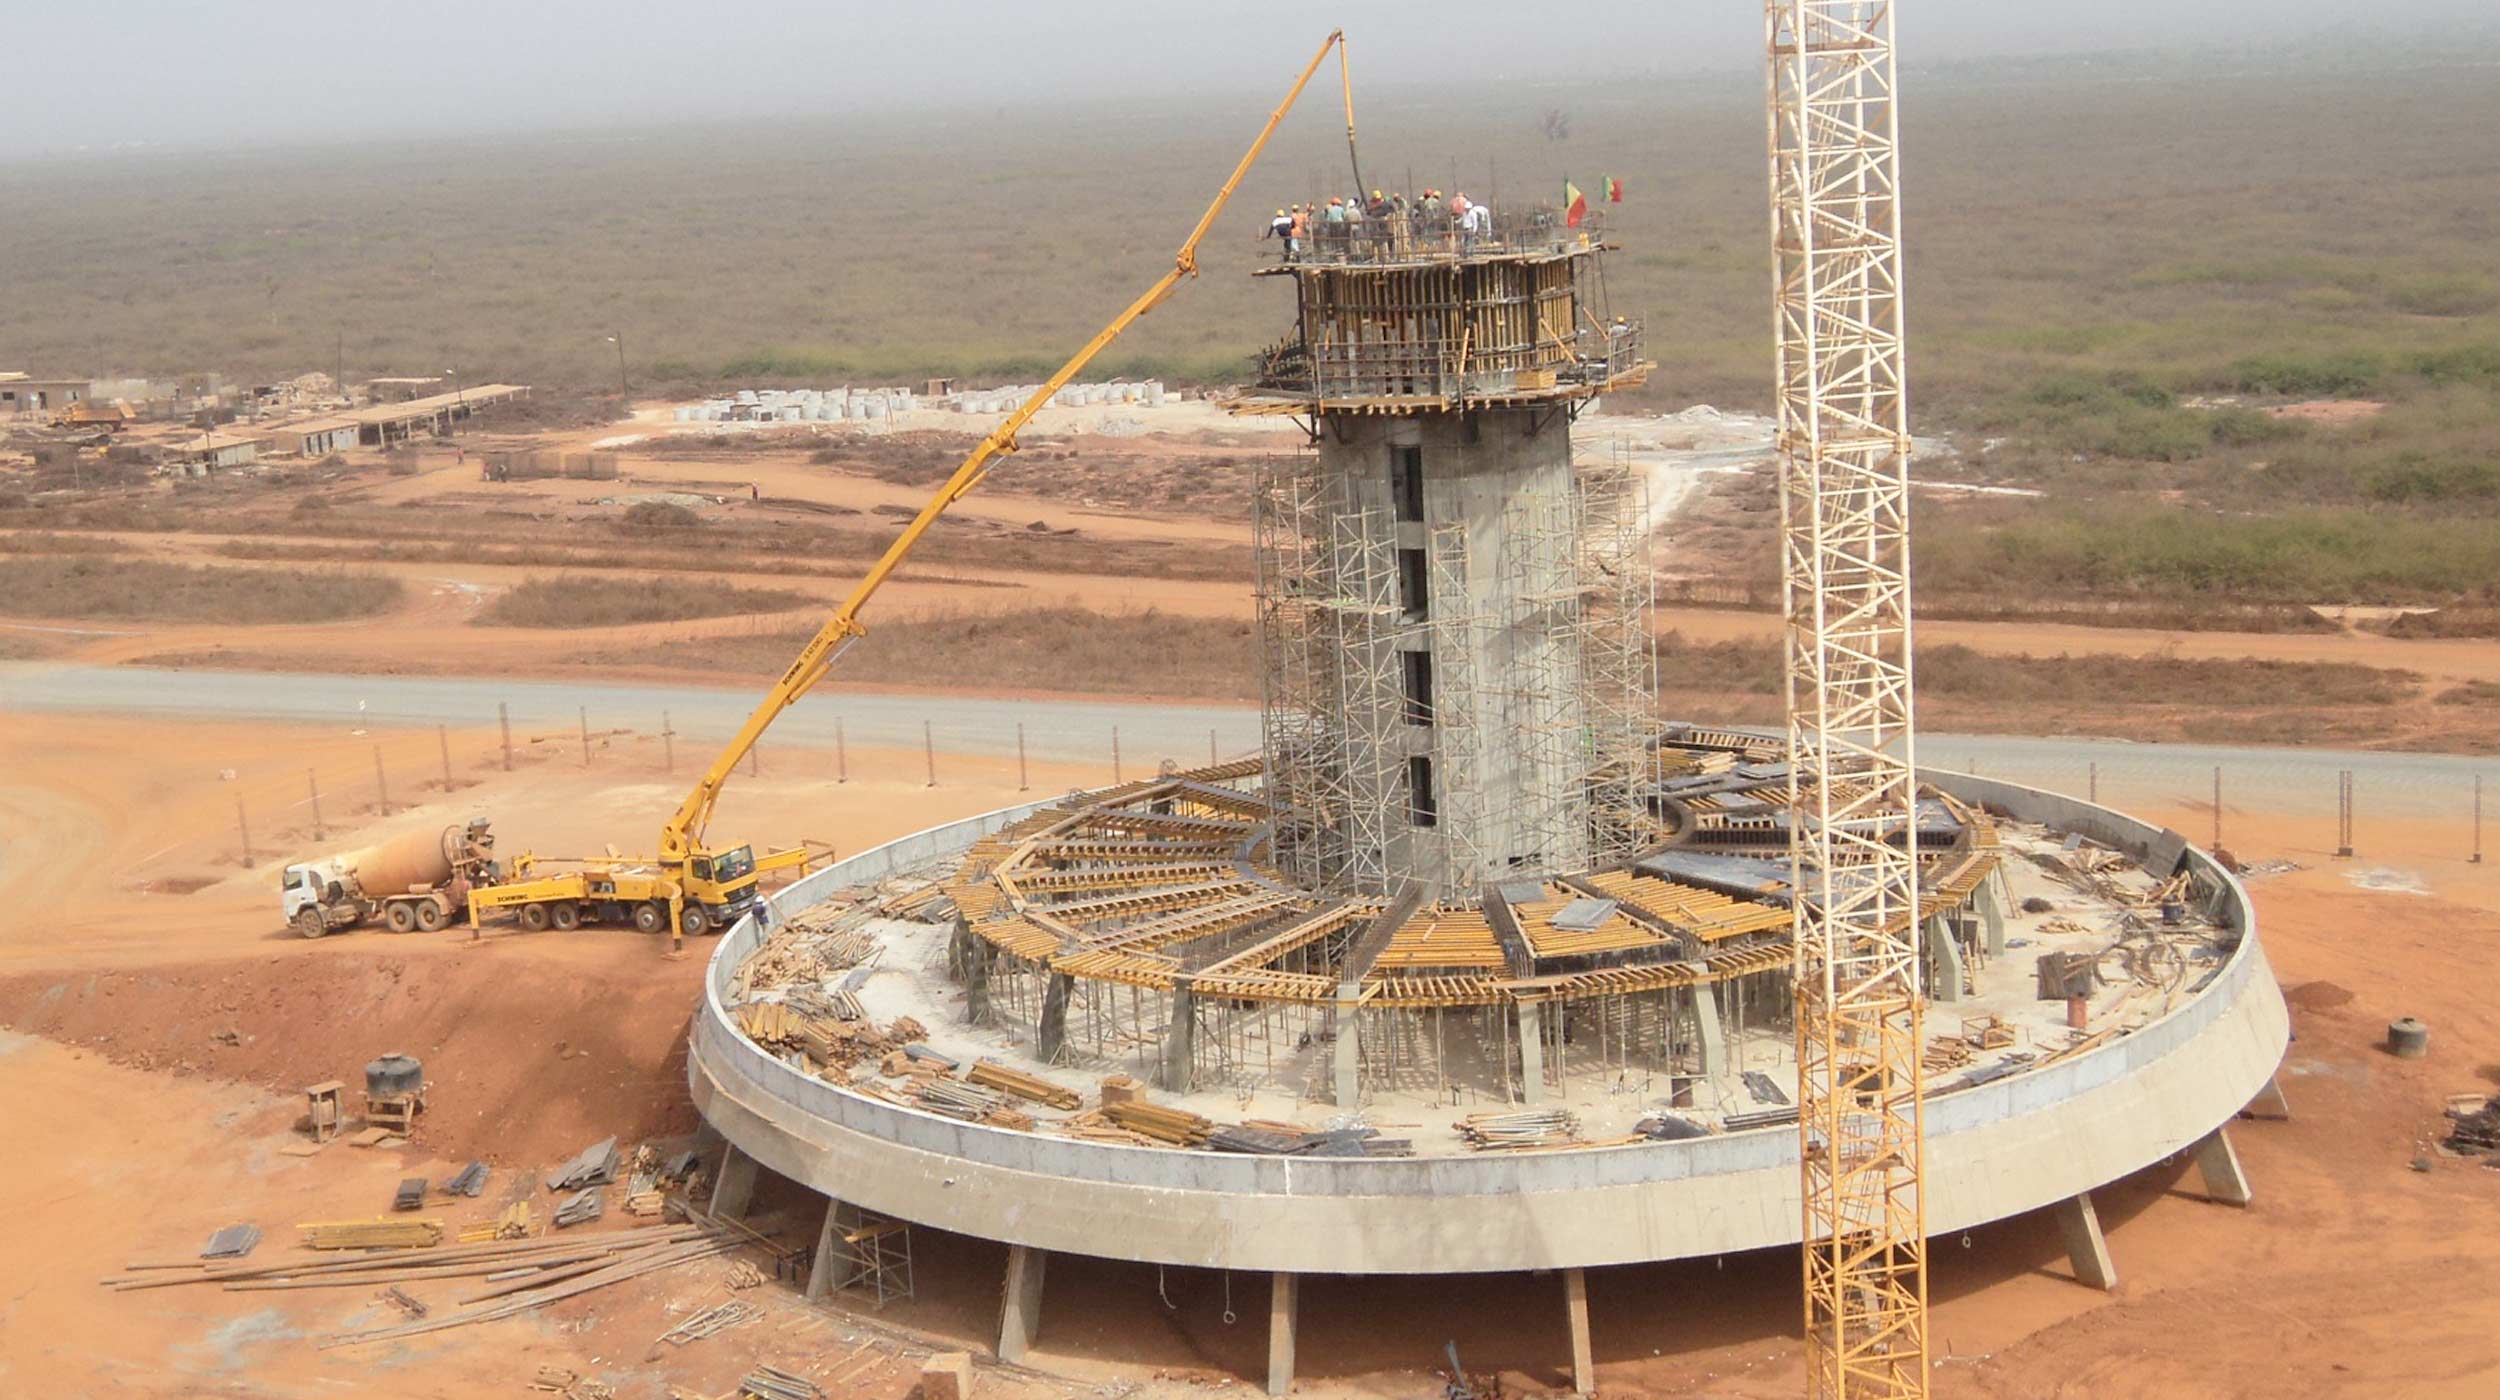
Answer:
475, 576, 816, 629
0, 558, 400, 624
3, 42, 2493, 609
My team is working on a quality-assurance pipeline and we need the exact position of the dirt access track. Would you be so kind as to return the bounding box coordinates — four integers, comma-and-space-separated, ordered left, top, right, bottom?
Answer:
3, 692, 2499, 1397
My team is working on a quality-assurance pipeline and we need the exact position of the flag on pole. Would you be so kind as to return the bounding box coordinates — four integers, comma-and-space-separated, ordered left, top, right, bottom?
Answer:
1605, 174, 1624, 203
1564, 179, 1588, 228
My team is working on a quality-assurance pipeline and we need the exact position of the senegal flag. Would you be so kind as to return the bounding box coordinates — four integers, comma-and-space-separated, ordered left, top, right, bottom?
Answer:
1606, 175, 1623, 203
1564, 179, 1588, 228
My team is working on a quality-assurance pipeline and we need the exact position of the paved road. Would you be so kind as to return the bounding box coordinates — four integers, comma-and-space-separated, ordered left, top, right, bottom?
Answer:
3, 662, 2487, 821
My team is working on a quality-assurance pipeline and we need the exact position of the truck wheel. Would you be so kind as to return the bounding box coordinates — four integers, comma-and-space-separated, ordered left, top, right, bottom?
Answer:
518, 903, 551, 932
679, 904, 710, 938
292, 908, 329, 940
550, 903, 582, 932
632, 902, 667, 935
386, 902, 417, 934
415, 900, 447, 932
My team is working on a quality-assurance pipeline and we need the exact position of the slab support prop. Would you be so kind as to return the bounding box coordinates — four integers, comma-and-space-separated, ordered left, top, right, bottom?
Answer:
1267, 1270, 1298, 1397
708, 1142, 759, 1221
2056, 1190, 2117, 1291
1563, 1266, 1594, 1396
2192, 1126, 2253, 1206
998, 1243, 1047, 1364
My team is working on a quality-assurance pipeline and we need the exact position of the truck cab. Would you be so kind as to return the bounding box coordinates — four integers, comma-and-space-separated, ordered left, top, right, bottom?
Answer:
280, 860, 355, 938
676, 843, 763, 936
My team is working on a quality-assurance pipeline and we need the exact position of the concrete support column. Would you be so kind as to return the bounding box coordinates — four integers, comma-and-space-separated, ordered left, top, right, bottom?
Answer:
1267, 1271, 1299, 1397
2055, 1190, 2117, 1291
1690, 984, 1727, 1078
2244, 1073, 2292, 1121
1976, 876, 2008, 957
1517, 1001, 1548, 1106
708, 1142, 759, 1221
1161, 983, 1197, 1093
959, 922, 992, 1023
1332, 999, 1362, 1109
2192, 1126, 2253, 1206
1562, 1266, 1594, 1397
1927, 915, 1965, 1004
1035, 972, 1074, 1062
805, 1195, 846, 1301
998, 1243, 1047, 1364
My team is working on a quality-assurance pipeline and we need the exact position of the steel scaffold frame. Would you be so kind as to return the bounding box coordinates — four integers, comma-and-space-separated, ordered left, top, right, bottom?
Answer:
1766, 2, 1929, 1398
1576, 446, 1664, 864
1498, 488, 1590, 878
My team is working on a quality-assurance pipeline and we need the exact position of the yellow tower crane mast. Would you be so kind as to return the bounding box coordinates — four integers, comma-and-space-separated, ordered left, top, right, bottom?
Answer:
649, 30, 1362, 950
1765, 2, 1930, 1397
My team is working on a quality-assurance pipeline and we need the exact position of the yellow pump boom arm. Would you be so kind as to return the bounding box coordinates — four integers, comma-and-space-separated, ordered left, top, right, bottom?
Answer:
655, 30, 1355, 913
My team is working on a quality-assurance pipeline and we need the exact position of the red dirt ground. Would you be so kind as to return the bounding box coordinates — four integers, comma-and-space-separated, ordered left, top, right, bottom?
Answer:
6, 700, 2498, 1395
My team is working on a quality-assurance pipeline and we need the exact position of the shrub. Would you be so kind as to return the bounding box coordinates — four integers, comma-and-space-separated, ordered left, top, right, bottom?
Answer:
2206, 406, 2300, 447
2225, 351, 2385, 398
2362, 455, 2500, 505
621, 500, 703, 531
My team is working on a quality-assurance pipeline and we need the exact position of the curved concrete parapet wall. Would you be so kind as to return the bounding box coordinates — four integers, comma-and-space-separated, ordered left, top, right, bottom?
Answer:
690, 774, 2289, 1274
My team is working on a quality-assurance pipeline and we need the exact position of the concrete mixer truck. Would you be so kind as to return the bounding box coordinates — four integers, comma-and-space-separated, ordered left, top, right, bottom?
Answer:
280, 819, 502, 938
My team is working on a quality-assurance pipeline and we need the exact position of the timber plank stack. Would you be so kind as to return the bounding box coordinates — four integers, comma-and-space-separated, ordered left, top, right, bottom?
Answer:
965, 1059, 1082, 1110
1101, 1099, 1214, 1146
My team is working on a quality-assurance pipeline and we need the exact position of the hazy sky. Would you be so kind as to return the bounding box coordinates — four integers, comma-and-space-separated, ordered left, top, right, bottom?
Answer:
8, 1, 2492, 155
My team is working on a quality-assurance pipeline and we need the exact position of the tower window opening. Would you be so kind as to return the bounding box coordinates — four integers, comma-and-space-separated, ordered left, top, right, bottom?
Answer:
1391, 445, 1425, 522
1401, 649, 1435, 727
1397, 547, 1429, 621
1408, 754, 1440, 828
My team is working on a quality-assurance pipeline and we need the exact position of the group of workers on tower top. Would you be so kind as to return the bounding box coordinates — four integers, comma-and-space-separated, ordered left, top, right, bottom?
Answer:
1266, 187, 1498, 263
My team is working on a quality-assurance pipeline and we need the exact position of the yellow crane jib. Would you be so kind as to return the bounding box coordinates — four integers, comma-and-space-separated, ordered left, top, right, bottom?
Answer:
650, 29, 1359, 953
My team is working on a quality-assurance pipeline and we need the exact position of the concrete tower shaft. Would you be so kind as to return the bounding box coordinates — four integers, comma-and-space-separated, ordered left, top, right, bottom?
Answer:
1242, 211, 1657, 898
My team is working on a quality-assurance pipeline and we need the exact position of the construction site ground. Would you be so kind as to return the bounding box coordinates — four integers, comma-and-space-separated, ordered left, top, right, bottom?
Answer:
3, 408, 2498, 1397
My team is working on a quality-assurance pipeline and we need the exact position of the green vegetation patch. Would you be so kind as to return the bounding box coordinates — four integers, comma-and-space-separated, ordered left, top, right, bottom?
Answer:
0, 557, 401, 624
589, 606, 1261, 701
475, 576, 816, 629
1916, 504, 2500, 603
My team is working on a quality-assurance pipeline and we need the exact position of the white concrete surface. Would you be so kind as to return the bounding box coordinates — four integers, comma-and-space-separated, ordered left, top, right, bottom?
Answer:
685, 770, 2291, 1274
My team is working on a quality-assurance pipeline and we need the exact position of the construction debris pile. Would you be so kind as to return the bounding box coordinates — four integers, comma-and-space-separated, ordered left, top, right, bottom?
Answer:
2445, 1097, 2500, 1156
105, 1219, 748, 1349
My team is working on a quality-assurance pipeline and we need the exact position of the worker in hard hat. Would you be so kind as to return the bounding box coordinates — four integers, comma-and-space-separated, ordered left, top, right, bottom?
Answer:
1289, 202, 1310, 261
1267, 207, 1296, 263
1322, 196, 1347, 258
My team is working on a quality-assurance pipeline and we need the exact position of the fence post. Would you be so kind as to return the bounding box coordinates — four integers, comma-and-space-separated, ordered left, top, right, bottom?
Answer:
579, 706, 592, 767
661, 710, 674, 775
1210, 729, 1219, 767
924, 721, 937, 788
2210, 766, 2222, 851
836, 718, 848, 784
2474, 774, 2485, 865
373, 745, 392, 817
749, 743, 760, 778
2088, 761, 2097, 804
236, 797, 254, 868
308, 769, 326, 841
1113, 726, 1122, 784
2336, 769, 2355, 859
437, 725, 453, 792
500, 702, 513, 771
1018, 722, 1029, 792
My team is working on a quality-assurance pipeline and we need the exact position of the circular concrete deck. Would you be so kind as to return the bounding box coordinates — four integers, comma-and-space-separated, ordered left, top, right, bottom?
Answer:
688, 771, 2289, 1274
